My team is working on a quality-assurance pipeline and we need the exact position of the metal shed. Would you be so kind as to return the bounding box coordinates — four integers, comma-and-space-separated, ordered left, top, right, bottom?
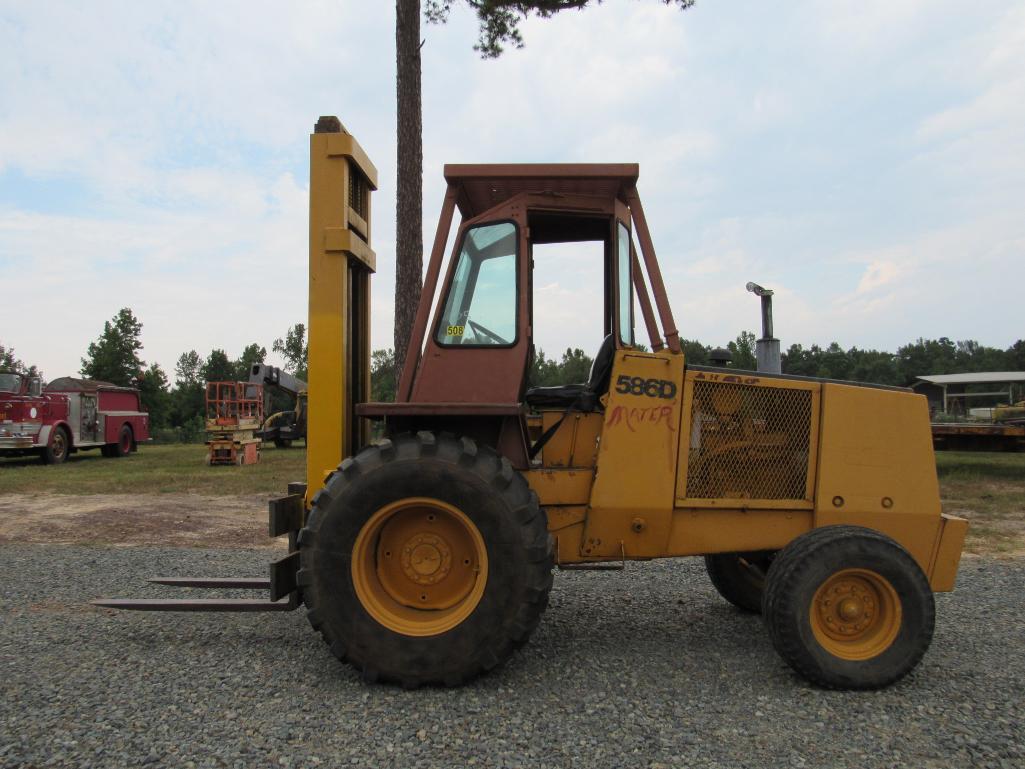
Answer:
913, 372, 1025, 416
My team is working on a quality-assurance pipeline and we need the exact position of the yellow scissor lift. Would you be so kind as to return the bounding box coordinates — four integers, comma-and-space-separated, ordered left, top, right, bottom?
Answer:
205, 381, 265, 466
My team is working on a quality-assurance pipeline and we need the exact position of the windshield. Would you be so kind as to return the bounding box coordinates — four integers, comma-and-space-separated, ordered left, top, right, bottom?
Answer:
435, 221, 518, 346
617, 221, 635, 346
0, 373, 22, 393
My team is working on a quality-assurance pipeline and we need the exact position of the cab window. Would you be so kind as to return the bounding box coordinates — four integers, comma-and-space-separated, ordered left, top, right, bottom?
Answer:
617, 221, 635, 346
436, 221, 518, 346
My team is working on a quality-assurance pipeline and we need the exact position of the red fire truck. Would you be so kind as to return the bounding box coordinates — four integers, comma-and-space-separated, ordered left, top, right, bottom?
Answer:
0, 372, 150, 464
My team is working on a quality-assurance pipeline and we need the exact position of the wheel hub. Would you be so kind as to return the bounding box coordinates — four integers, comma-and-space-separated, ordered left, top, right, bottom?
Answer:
351, 497, 488, 637
403, 534, 452, 585
810, 568, 901, 660
838, 596, 863, 622
816, 577, 884, 637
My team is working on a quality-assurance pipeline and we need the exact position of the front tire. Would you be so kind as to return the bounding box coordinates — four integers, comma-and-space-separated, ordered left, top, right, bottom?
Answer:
762, 526, 934, 690
298, 432, 554, 687
41, 426, 69, 465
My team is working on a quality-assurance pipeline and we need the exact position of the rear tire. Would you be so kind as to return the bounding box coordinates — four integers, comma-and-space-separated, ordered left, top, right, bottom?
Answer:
705, 551, 776, 613
41, 426, 69, 465
299, 432, 554, 687
274, 438, 292, 449
111, 425, 132, 458
762, 526, 934, 690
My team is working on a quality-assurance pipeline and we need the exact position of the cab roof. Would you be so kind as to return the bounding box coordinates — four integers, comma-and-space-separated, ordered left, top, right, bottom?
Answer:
443, 163, 639, 219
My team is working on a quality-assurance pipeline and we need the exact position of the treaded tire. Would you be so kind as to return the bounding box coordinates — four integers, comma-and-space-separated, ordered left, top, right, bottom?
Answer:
112, 425, 133, 457
41, 426, 69, 465
762, 525, 935, 690
704, 551, 776, 613
298, 432, 554, 687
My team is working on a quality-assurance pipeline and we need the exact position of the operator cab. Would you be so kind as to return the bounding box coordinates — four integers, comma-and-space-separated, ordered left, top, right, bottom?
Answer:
407, 165, 648, 405
361, 164, 681, 467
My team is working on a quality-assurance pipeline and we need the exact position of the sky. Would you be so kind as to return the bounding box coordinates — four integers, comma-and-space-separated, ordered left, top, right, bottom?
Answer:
1, 0, 1023, 380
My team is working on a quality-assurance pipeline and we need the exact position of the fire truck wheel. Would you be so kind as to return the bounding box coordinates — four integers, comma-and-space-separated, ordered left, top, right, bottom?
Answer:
112, 425, 133, 458
41, 426, 69, 465
298, 432, 554, 688
704, 550, 777, 613
762, 526, 934, 690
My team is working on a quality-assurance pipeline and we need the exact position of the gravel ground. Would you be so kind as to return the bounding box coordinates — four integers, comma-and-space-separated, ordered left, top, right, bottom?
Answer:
1, 545, 1022, 769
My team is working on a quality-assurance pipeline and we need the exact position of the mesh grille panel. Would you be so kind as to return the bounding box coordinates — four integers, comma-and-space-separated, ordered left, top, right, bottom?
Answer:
685, 380, 812, 500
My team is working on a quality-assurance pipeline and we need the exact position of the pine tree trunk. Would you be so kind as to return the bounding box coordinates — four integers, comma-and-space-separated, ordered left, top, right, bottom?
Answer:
394, 0, 423, 386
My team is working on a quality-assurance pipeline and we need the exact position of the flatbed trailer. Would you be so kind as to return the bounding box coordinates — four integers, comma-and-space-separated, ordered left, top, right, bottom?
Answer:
931, 421, 1025, 452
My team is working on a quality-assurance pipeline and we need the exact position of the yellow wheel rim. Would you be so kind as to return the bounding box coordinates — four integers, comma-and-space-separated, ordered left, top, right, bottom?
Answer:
810, 568, 902, 660
351, 497, 488, 637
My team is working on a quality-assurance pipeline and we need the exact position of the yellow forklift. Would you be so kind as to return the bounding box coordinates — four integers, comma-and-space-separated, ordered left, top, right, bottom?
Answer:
98, 116, 967, 690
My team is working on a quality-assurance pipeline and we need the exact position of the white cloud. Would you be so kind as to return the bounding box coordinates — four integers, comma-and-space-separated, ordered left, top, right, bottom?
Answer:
1, 0, 1024, 385
855, 260, 904, 294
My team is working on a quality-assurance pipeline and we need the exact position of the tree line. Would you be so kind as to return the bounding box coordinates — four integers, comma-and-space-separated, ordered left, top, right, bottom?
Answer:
530, 333, 1025, 390
0, 343, 40, 378
4, 308, 1023, 441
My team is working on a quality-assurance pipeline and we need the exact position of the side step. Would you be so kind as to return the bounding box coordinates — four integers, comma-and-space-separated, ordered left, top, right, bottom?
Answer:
92, 484, 307, 614
558, 562, 625, 571
557, 542, 626, 571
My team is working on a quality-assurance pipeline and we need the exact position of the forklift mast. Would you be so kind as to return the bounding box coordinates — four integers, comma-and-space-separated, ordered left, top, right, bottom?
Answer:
305, 116, 377, 505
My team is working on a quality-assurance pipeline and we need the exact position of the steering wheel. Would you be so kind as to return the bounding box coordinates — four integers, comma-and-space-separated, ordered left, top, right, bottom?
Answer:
468, 319, 509, 345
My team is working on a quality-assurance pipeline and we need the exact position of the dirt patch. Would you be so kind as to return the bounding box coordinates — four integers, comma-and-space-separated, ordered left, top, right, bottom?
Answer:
0, 493, 287, 549
942, 478, 1025, 558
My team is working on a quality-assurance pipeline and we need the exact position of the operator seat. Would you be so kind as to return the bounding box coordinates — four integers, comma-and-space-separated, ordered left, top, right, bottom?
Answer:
523, 334, 616, 413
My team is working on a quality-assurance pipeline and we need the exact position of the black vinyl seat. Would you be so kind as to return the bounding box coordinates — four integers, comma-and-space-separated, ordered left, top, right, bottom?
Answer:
524, 335, 616, 413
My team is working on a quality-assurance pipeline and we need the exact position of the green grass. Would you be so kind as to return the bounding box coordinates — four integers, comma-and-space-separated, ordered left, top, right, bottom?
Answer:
936, 450, 1025, 482
0, 443, 306, 496
3, 443, 1023, 556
